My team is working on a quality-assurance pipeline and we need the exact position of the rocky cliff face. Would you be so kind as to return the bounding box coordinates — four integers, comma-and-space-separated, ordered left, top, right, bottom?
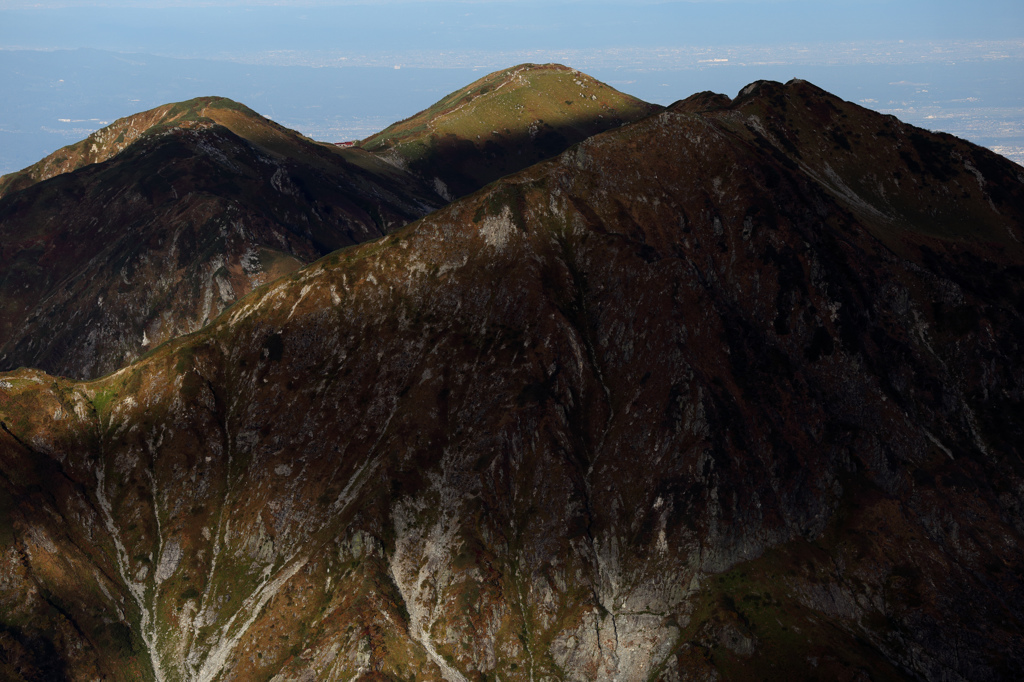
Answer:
1, 77, 1023, 682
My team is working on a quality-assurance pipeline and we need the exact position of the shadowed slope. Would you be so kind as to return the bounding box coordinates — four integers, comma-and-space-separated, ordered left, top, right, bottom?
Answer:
1, 80, 1023, 681
0, 97, 315, 199
357, 63, 661, 199
681, 79, 1024, 249
0, 97, 443, 380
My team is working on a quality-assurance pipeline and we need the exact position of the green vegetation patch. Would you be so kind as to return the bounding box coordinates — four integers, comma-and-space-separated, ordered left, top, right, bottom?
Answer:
90, 388, 117, 416
180, 586, 202, 604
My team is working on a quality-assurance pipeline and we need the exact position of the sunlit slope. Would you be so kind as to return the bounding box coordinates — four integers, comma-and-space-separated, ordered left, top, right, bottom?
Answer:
357, 63, 661, 198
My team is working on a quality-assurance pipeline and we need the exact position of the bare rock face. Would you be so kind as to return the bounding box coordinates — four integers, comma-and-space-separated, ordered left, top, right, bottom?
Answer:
1, 77, 1024, 682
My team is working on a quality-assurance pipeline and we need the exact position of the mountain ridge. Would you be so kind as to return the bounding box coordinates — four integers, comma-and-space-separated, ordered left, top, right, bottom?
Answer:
355, 62, 661, 199
1, 73, 1023, 681
0, 96, 318, 199
0, 96, 445, 380
0, 67, 662, 381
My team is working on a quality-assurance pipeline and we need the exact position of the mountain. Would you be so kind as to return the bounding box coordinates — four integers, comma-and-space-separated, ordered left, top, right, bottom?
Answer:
0, 96, 445, 380
2, 75, 1024, 682
0, 96, 397, 201
0, 68, 656, 382
356, 63, 661, 199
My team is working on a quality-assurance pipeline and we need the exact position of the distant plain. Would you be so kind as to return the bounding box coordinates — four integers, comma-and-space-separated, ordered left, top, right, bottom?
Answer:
2, 1, 1022, 174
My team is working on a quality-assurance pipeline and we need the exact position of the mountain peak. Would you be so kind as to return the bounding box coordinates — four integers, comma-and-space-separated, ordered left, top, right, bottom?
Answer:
357, 62, 661, 198
0, 94, 445, 379
668, 78, 1024, 253
0, 96, 297, 199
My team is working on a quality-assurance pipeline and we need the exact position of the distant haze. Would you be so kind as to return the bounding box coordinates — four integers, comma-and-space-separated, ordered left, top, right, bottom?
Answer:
2, 2, 1022, 52
1, 0, 1022, 172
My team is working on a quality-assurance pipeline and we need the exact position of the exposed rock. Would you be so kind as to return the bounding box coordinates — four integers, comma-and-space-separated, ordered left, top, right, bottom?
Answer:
155, 540, 182, 584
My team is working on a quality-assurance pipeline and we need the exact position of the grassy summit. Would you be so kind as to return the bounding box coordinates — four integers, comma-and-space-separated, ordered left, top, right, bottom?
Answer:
357, 63, 661, 198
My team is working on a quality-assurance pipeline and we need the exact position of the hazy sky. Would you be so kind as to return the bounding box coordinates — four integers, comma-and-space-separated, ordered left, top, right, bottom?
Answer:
2, 0, 1022, 171
3, 1, 1022, 61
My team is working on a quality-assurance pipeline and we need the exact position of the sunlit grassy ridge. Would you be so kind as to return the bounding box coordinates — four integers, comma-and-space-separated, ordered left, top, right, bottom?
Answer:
362, 63, 652, 148
358, 63, 661, 197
